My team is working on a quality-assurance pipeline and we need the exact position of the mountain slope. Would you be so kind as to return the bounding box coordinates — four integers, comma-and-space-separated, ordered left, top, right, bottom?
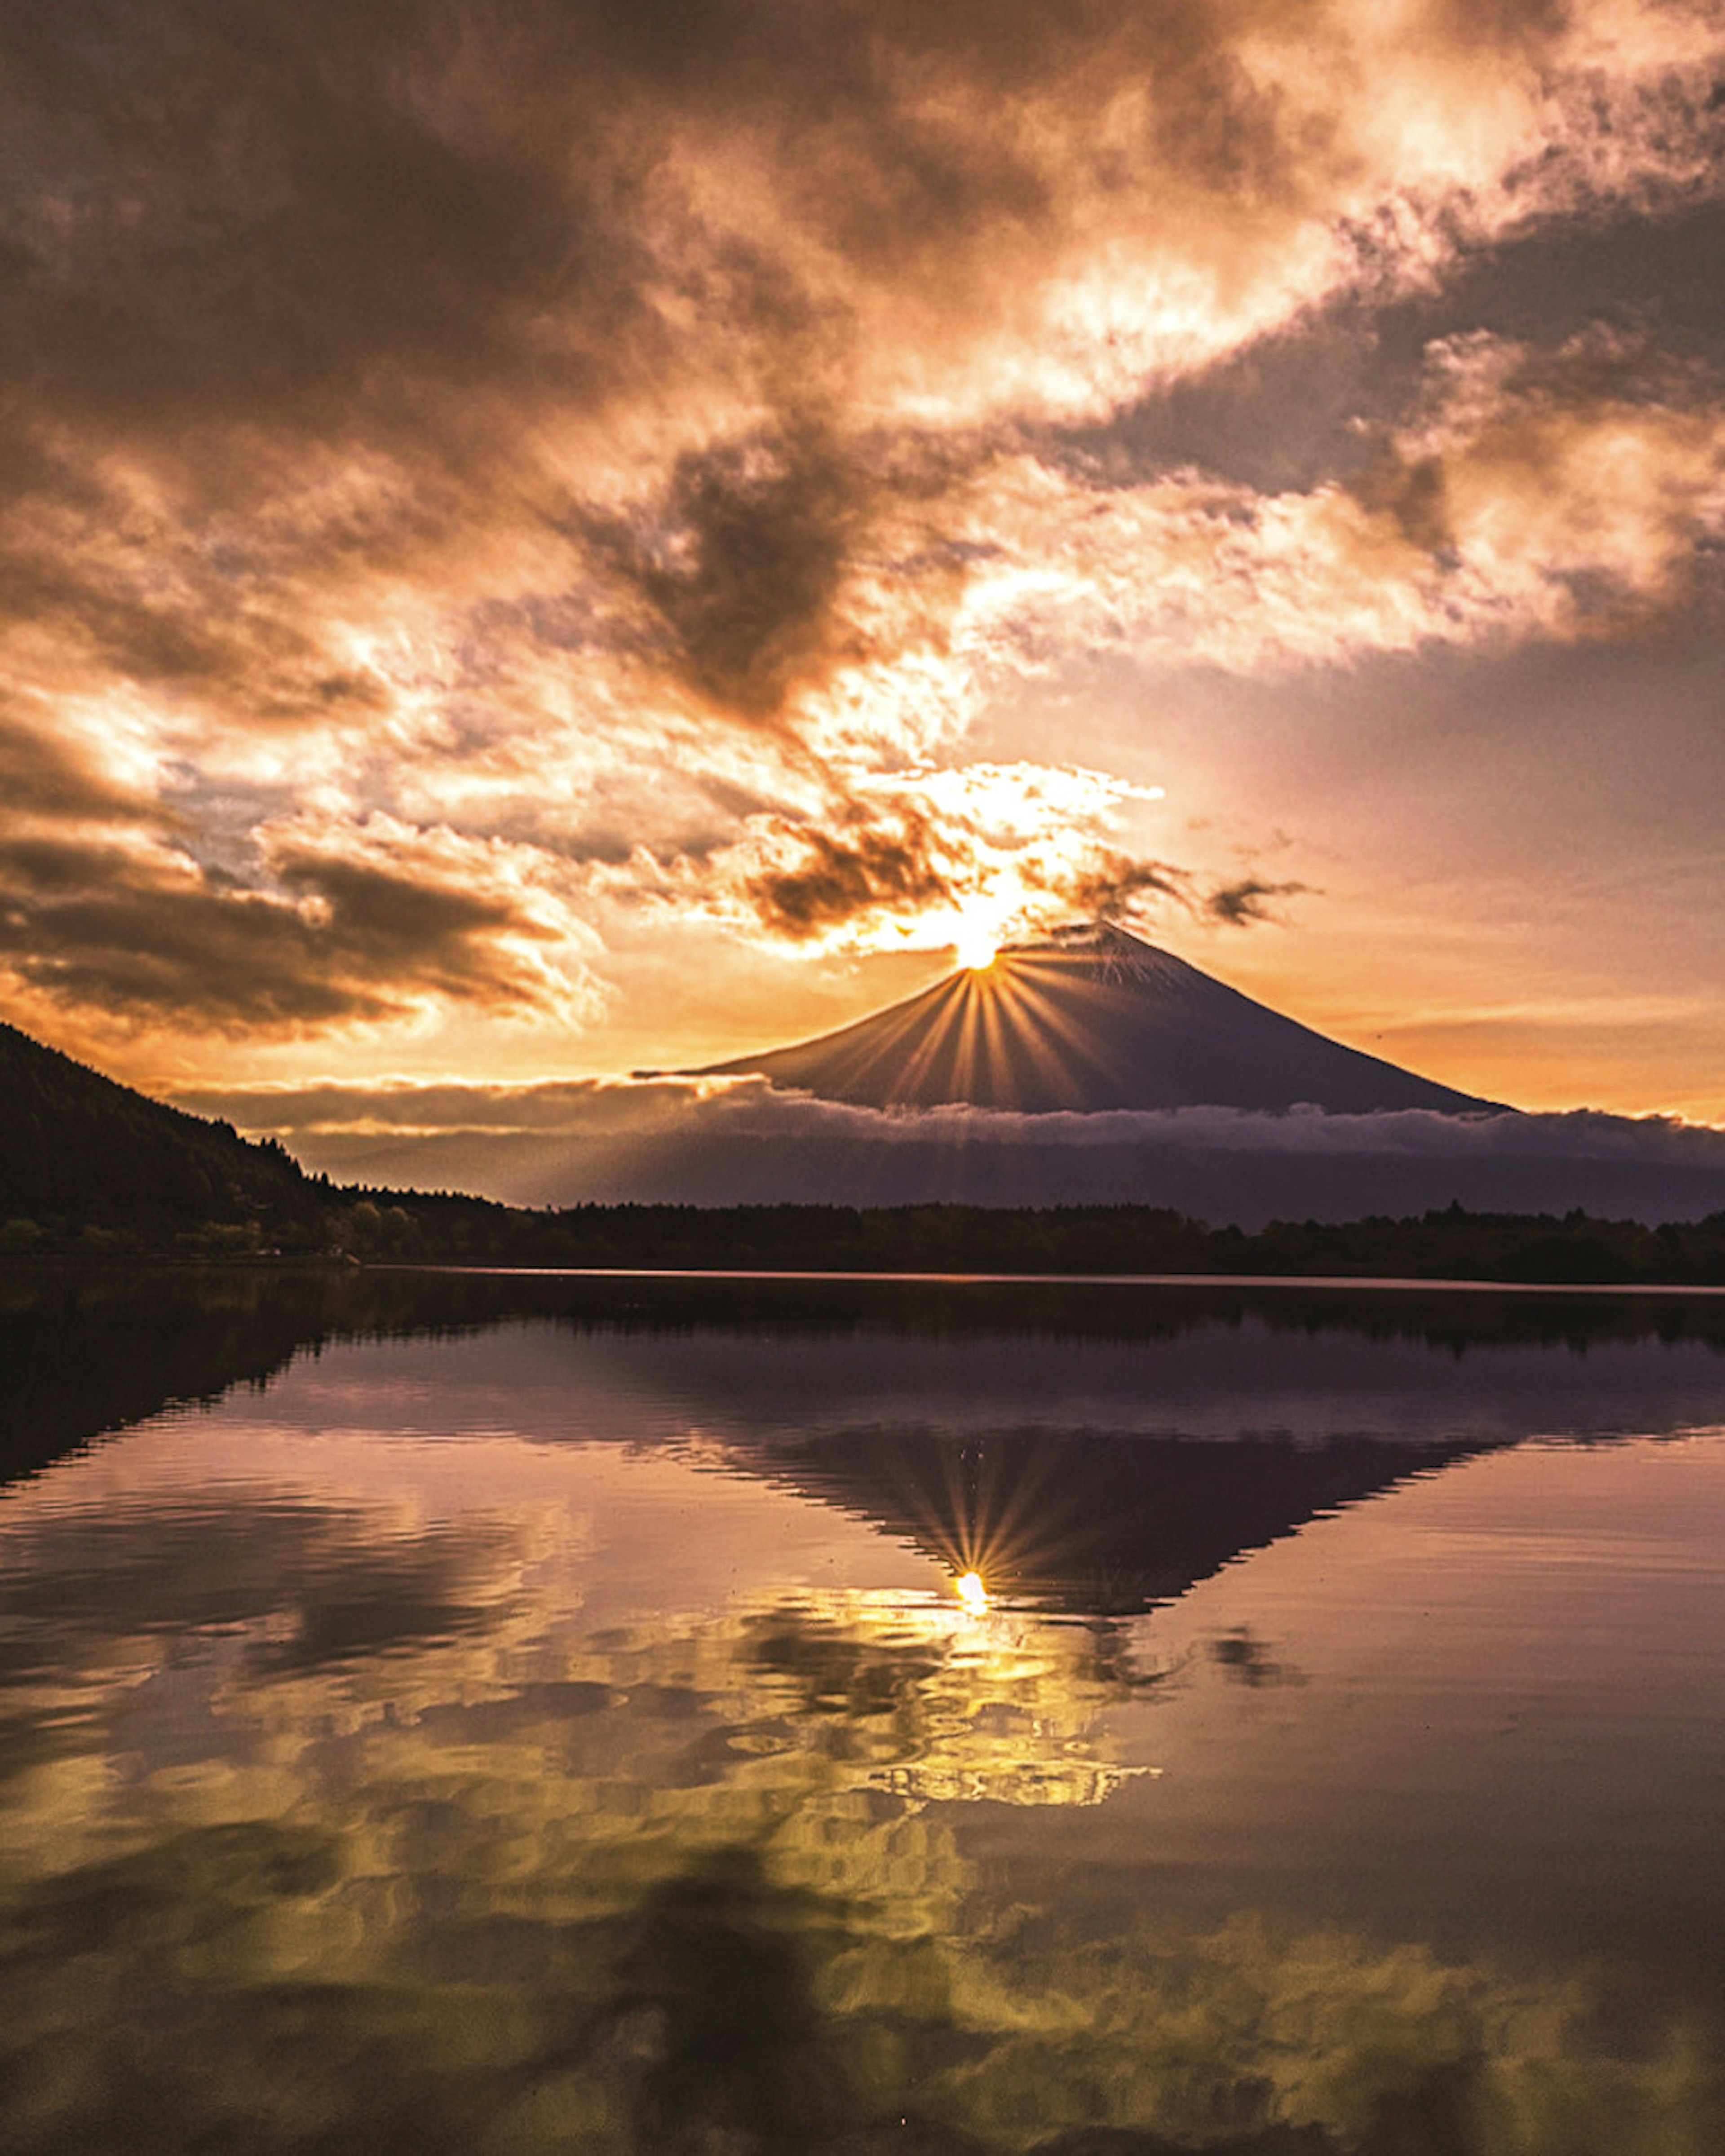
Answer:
0, 1020, 326, 1242
694, 922, 1500, 1114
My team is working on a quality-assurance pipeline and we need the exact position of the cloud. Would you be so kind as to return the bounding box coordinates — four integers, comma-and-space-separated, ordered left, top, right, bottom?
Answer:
941, 331, 1725, 680
571, 418, 984, 726
615, 765, 1309, 955
187, 1071, 1725, 1162
1, 0, 1722, 1038
1206, 879, 1310, 926
0, 698, 156, 823
743, 816, 955, 941
603, 761, 1213, 956
174, 1072, 1725, 1224
0, 812, 602, 1034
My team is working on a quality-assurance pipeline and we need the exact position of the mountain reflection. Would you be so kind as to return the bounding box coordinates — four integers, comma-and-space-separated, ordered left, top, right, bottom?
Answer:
1, 1272, 1722, 2153
3, 1265, 1654, 1628
734, 1427, 1487, 1615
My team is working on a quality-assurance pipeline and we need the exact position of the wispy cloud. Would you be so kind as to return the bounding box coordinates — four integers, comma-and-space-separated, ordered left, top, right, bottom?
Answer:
174, 1073, 1725, 1223
178, 1072, 1725, 1162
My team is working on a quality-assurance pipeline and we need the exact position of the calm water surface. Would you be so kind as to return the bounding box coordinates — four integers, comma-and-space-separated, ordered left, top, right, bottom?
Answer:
1, 1269, 1723, 2155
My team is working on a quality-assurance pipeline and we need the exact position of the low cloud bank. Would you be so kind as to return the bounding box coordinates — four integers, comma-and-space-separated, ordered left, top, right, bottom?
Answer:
176, 1077, 1725, 1228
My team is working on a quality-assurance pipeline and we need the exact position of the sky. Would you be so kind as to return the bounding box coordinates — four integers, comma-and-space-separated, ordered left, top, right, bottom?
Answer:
3, 0, 1725, 1154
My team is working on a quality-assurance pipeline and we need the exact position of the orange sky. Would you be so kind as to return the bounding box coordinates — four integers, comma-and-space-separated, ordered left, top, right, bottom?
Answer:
3, 0, 1724, 1132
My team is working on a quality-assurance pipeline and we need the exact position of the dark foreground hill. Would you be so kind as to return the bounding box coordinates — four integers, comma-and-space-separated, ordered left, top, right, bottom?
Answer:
0, 1021, 329, 1252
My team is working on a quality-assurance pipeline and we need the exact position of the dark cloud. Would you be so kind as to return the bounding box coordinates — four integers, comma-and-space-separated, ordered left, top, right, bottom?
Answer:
0, 0, 646, 441
0, 0, 1104, 464
1342, 328, 1725, 584
0, 0, 1671, 614
0, 535, 394, 722
577, 421, 874, 722
0, 704, 151, 823
745, 814, 954, 938
0, 699, 571, 1030
573, 417, 987, 722
1205, 878, 1309, 927
1035, 194, 1725, 501
1063, 853, 1190, 921
1348, 451, 1455, 558
0, 831, 568, 1030
684, 799, 1309, 952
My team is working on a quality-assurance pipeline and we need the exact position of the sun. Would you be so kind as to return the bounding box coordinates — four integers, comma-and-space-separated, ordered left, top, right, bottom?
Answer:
952, 920, 1000, 972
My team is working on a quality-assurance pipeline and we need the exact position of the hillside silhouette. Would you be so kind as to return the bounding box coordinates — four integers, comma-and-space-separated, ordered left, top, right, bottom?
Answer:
0, 1021, 328, 1253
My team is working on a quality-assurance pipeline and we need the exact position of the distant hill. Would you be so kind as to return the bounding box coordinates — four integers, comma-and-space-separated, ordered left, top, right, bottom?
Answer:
693, 921, 1499, 1114
0, 1020, 328, 1251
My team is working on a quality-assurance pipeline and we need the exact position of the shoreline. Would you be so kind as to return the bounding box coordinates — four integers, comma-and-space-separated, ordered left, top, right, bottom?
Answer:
9, 1253, 1725, 1295
380, 1262, 1725, 1295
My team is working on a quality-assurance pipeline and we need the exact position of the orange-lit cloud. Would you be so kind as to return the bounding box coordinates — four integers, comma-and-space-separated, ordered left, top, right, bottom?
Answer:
0, 808, 601, 1037
1, 0, 1723, 1064
933, 334, 1725, 677
604, 762, 1195, 959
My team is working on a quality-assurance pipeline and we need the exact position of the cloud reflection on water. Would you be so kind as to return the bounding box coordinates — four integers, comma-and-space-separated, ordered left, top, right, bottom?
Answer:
0, 1282, 1722, 2152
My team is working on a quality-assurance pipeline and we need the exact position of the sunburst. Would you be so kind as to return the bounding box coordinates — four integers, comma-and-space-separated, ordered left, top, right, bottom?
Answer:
951, 919, 1002, 971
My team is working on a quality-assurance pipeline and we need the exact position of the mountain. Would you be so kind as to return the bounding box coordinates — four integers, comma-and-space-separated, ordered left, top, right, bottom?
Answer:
0, 1019, 327, 1247
693, 921, 1499, 1114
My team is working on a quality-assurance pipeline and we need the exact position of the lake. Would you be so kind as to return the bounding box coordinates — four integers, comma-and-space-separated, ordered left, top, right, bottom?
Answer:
1, 1267, 1723, 2155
